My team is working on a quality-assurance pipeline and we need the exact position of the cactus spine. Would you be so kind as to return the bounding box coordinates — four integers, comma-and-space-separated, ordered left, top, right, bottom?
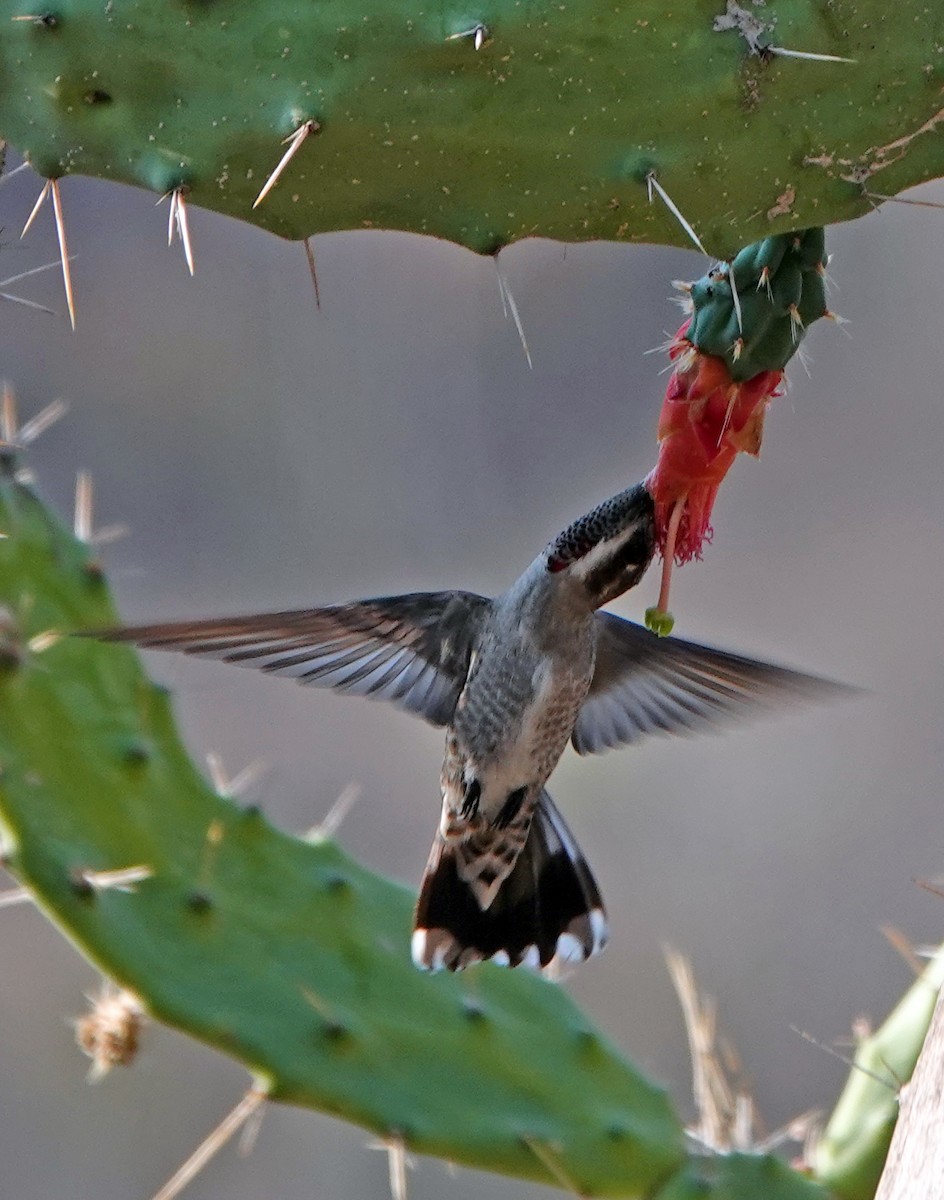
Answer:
0, 1, 942, 253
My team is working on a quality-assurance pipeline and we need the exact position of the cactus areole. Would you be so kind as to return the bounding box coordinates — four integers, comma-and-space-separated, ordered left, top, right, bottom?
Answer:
0, 0, 942, 254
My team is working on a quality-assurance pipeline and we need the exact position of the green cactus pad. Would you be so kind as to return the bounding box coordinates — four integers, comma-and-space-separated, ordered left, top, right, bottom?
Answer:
0, 0, 942, 254
812, 946, 944, 1200
2, 455, 940, 1198
653, 1153, 830, 1200
0, 459, 687, 1194
682, 229, 829, 380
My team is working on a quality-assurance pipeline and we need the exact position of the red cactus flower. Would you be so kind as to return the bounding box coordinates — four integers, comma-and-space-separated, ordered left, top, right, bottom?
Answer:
644, 321, 783, 628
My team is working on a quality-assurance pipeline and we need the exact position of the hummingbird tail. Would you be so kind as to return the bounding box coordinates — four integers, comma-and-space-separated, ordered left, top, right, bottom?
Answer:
412, 790, 607, 972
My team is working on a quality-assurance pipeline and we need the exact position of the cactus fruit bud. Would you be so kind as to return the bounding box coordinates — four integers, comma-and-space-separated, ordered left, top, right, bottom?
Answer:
645, 230, 830, 611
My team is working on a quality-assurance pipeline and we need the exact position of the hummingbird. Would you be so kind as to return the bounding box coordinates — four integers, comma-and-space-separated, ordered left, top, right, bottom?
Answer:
93, 482, 839, 973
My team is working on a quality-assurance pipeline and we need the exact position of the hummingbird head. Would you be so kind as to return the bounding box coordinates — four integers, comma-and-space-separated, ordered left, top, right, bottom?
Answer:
544, 482, 655, 607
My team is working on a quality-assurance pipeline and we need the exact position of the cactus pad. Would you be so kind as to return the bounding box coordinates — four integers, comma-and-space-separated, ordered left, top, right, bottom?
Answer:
654, 1154, 830, 1200
0, 457, 691, 1193
813, 947, 944, 1200
0, 0, 942, 253
0, 450, 939, 1199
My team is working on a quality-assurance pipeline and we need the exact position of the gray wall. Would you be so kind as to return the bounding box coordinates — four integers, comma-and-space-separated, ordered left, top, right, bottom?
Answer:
1, 162, 943, 1199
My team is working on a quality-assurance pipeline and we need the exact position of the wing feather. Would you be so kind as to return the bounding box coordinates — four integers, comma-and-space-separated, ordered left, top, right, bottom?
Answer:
572, 612, 851, 755
89, 591, 491, 728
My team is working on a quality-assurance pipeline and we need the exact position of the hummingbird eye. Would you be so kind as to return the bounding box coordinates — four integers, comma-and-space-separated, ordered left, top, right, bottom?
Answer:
547, 536, 595, 573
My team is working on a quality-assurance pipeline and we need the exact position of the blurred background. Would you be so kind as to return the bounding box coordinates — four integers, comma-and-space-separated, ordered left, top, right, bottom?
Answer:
0, 160, 943, 1200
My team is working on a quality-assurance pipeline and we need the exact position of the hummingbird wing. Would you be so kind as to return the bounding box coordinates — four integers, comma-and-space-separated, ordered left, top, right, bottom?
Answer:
90, 591, 491, 727
571, 612, 851, 755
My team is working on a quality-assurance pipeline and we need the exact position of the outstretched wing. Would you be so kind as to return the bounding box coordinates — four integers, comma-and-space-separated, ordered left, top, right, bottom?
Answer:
572, 611, 851, 755
91, 591, 491, 727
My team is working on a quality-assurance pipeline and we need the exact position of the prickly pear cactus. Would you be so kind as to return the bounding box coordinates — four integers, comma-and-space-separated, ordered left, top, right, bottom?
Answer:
0, 0, 942, 254
0, 455, 685, 1195
1, 445, 940, 1198
813, 948, 944, 1200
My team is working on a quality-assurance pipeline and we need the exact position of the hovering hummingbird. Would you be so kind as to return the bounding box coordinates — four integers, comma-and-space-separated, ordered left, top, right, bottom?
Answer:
94, 482, 839, 973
